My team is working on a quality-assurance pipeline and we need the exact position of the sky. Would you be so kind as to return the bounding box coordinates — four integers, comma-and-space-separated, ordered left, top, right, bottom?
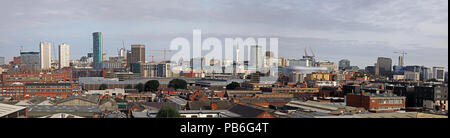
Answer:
0, 0, 448, 69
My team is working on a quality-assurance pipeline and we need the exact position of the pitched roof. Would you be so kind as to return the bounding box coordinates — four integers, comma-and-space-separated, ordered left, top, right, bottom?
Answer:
0, 103, 27, 117
56, 95, 100, 105
99, 97, 116, 105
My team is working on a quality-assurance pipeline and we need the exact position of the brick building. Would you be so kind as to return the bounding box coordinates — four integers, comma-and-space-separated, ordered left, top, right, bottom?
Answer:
345, 92, 405, 112
0, 84, 26, 100
1, 83, 81, 99
1, 70, 74, 84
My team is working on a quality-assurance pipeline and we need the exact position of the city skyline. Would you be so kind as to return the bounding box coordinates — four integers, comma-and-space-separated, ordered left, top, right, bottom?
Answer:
0, 0, 448, 69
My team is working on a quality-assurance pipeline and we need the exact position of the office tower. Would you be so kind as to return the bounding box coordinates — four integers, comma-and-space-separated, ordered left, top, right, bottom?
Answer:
20, 52, 40, 71
421, 67, 432, 81
157, 63, 171, 77
376, 57, 392, 76
131, 44, 145, 63
433, 67, 445, 82
93, 32, 103, 68
398, 56, 404, 66
59, 43, 70, 69
126, 50, 132, 68
0, 56, 4, 65
339, 59, 350, 70
250, 45, 262, 69
40, 42, 52, 70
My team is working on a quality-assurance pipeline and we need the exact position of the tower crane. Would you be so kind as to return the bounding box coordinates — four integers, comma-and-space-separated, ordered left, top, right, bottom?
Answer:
394, 51, 407, 66
148, 55, 163, 63
148, 48, 174, 62
394, 51, 407, 57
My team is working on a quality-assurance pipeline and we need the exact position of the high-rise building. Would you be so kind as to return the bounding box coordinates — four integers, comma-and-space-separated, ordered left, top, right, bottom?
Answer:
421, 67, 432, 81
93, 32, 103, 69
40, 42, 52, 70
131, 44, 145, 63
250, 45, 263, 69
20, 52, 40, 71
339, 59, 350, 70
375, 57, 392, 76
432, 67, 445, 82
157, 63, 171, 77
126, 50, 132, 68
58, 43, 70, 69
0, 56, 4, 65
398, 56, 404, 67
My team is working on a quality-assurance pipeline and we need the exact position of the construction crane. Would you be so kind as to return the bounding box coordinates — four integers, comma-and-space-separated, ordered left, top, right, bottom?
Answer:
148, 55, 162, 63
394, 51, 407, 66
148, 48, 174, 61
304, 46, 316, 57
394, 51, 407, 57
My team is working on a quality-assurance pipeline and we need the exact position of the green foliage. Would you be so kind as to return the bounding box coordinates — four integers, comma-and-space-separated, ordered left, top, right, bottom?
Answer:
99, 84, 108, 90
168, 79, 187, 90
145, 80, 160, 92
226, 82, 240, 90
135, 83, 145, 92
156, 105, 180, 118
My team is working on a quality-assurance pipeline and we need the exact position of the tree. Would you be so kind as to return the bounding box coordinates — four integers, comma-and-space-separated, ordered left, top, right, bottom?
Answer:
135, 83, 145, 92
168, 79, 187, 90
99, 84, 108, 90
125, 84, 133, 89
226, 82, 240, 90
156, 105, 180, 118
145, 80, 160, 92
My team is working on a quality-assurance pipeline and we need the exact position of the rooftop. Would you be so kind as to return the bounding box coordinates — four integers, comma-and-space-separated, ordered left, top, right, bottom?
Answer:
0, 103, 27, 117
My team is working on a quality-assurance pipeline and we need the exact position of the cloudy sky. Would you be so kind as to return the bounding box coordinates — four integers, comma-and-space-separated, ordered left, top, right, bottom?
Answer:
0, 0, 448, 69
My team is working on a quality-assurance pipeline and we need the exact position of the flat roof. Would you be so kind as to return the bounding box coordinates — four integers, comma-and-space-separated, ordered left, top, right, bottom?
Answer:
0, 103, 27, 117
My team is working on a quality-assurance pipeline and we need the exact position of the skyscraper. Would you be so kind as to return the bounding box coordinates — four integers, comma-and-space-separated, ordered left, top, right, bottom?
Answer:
398, 56, 404, 67
40, 42, 52, 70
131, 44, 145, 63
376, 57, 392, 76
20, 52, 40, 71
93, 32, 103, 69
59, 43, 70, 69
250, 45, 262, 69
0, 56, 4, 65
339, 59, 350, 70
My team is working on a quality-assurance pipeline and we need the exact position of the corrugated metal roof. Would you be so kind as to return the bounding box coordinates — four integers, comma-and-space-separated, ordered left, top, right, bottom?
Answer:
0, 103, 27, 117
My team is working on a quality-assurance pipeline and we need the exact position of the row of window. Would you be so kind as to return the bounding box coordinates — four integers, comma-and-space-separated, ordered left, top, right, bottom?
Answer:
377, 106, 402, 110
377, 99, 403, 104
27, 89, 72, 92
27, 85, 72, 88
